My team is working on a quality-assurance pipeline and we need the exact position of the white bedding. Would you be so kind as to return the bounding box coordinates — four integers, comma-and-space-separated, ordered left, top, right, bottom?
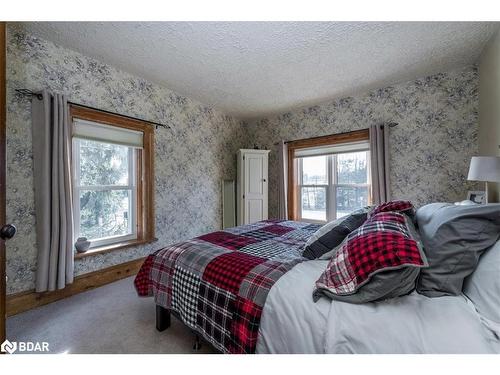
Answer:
256, 260, 500, 354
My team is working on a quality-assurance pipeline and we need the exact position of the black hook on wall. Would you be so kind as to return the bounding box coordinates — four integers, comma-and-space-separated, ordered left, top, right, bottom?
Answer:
15, 88, 43, 100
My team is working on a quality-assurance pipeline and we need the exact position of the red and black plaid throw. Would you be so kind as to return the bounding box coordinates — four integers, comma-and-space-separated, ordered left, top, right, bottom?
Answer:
370, 200, 414, 217
134, 220, 321, 353
315, 211, 426, 296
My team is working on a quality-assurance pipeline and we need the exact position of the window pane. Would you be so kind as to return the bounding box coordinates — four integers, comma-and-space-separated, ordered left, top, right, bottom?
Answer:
79, 189, 132, 240
301, 156, 327, 185
78, 139, 130, 186
301, 187, 326, 221
337, 151, 368, 184
336, 186, 368, 218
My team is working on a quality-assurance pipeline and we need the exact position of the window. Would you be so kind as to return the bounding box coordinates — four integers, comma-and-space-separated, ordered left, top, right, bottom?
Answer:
70, 105, 155, 255
287, 129, 371, 222
73, 139, 137, 247
297, 151, 370, 222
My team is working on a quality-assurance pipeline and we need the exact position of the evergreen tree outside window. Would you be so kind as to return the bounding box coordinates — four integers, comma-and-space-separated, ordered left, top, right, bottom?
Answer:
73, 139, 137, 247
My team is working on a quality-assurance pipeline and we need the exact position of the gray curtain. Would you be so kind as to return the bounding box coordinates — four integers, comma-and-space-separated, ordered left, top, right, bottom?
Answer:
369, 124, 391, 204
32, 90, 74, 292
277, 140, 288, 219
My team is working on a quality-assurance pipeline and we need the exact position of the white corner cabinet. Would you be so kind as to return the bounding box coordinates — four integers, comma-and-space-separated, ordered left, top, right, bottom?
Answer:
237, 149, 270, 225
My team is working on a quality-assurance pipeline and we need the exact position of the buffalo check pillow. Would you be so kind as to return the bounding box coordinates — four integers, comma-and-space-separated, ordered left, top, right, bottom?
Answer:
313, 209, 427, 304
369, 200, 415, 218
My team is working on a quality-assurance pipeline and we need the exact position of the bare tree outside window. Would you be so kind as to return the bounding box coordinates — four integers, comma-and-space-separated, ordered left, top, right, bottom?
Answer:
298, 151, 371, 222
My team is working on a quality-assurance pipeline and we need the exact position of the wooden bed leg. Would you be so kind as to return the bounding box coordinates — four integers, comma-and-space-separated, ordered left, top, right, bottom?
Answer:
193, 334, 202, 351
156, 305, 171, 332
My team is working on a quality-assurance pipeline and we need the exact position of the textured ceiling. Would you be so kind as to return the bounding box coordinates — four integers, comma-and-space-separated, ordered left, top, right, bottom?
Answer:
18, 22, 499, 119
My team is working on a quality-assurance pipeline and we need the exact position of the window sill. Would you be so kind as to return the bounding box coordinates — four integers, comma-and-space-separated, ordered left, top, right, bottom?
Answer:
74, 237, 158, 259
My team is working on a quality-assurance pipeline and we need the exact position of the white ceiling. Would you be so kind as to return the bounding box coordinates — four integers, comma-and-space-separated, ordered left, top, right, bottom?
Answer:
19, 22, 499, 119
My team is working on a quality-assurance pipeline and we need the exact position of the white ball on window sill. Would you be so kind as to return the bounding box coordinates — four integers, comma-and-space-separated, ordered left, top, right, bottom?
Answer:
75, 237, 91, 253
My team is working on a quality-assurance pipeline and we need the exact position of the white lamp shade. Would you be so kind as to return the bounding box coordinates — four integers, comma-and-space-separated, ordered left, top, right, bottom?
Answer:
467, 156, 500, 182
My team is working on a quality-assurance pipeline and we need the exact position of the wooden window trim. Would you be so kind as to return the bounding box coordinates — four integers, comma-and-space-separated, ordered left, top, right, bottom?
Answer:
287, 129, 369, 220
69, 104, 155, 257
1, 22, 6, 344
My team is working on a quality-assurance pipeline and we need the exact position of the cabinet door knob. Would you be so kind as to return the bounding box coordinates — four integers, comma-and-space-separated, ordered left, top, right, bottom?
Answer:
0, 224, 16, 240
263, 179, 266, 182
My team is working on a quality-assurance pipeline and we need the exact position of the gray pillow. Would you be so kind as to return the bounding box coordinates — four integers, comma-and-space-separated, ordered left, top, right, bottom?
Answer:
316, 266, 421, 304
416, 203, 500, 297
463, 239, 500, 334
302, 208, 369, 260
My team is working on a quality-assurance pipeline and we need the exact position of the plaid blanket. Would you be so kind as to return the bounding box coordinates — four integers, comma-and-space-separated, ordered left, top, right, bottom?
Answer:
134, 219, 321, 353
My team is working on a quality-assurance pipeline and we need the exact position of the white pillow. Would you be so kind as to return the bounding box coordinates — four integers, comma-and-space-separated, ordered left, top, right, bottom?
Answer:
463, 239, 500, 335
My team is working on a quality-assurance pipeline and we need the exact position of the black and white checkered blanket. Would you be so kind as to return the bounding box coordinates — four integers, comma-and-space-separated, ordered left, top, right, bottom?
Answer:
135, 219, 321, 353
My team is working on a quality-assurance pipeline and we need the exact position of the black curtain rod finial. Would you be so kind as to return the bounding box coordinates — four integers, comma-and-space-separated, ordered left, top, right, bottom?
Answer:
15, 88, 43, 100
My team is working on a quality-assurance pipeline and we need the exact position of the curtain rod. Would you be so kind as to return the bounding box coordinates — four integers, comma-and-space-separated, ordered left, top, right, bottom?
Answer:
15, 89, 171, 130
273, 123, 398, 146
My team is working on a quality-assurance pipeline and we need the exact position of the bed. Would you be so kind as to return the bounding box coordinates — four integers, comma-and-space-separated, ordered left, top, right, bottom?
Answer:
135, 217, 500, 354
257, 259, 500, 353
134, 219, 322, 353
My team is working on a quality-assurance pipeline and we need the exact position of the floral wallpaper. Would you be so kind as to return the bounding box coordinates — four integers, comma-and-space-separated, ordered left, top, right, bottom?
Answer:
5, 26, 248, 294
246, 66, 479, 218
5, 24, 480, 295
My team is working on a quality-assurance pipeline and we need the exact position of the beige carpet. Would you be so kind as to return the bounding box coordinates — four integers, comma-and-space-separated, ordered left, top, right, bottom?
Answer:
6, 277, 217, 354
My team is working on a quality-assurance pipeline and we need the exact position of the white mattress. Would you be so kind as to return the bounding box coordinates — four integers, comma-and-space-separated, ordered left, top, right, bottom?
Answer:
256, 260, 500, 354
